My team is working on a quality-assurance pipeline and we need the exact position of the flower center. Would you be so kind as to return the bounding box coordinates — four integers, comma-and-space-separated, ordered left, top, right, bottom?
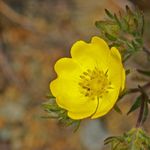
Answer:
79, 68, 112, 99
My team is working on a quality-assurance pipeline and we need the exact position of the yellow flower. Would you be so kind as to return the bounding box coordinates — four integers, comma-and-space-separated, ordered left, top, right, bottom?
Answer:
50, 36, 125, 120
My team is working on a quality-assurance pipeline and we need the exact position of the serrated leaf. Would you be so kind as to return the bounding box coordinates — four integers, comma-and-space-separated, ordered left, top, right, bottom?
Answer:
114, 14, 121, 28
123, 53, 132, 63
95, 20, 102, 29
73, 120, 81, 132
96, 6, 145, 61
105, 128, 150, 150
142, 102, 149, 124
95, 20, 119, 37
46, 94, 55, 99
126, 5, 132, 15
104, 136, 118, 145
131, 40, 139, 50
42, 100, 81, 131
114, 104, 122, 114
137, 69, 150, 77
42, 103, 61, 112
105, 32, 117, 41
135, 38, 143, 45
126, 41, 134, 50
127, 95, 142, 115
95, 20, 113, 29
105, 9, 114, 19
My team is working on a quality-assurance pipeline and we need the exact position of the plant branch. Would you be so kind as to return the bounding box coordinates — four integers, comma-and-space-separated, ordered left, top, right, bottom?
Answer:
128, 82, 150, 94
135, 93, 145, 128
135, 86, 148, 128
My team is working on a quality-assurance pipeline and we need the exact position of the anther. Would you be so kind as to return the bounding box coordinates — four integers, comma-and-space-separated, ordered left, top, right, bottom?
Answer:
85, 93, 89, 97
83, 72, 88, 76
87, 69, 91, 73
80, 75, 85, 79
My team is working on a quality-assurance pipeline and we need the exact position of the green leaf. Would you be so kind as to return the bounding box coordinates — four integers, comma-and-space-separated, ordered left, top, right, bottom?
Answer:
126, 5, 132, 15
126, 41, 134, 51
125, 69, 130, 75
135, 38, 143, 45
127, 95, 142, 115
131, 40, 140, 51
73, 120, 81, 132
104, 136, 118, 145
95, 20, 112, 30
114, 14, 121, 28
42, 100, 81, 131
114, 104, 122, 114
123, 53, 132, 63
95, 20, 120, 37
96, 6, 145, 61
105, 128, 150, 150
95, 20, 102, 29
142, 102, 149, 124
105, 33, 117, 41
105, 9, 114, 19
42, 102, 62, 112
46, 94, 55, 99
137, 69, 150, 77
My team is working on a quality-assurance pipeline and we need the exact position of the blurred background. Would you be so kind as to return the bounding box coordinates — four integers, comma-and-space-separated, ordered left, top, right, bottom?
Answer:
0, 0, 150, 150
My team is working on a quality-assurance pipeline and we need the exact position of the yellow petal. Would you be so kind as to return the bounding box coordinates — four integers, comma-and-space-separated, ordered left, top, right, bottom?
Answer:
110, 47, 126, 92
50, 77, 80, 106
71, 36, 110, 71
111, 47, 122, 61
50, 78, 97, 117
121, 68, 126, 92
91, 87, 119, 119
107, 47, 124, 90
50, 56, 98, 119
67, 99, 98, 120
54, 57, 82, 78
91, 36, 109, 50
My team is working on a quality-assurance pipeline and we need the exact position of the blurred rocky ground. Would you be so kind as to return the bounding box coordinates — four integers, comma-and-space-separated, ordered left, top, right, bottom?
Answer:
0, 0, 150, 150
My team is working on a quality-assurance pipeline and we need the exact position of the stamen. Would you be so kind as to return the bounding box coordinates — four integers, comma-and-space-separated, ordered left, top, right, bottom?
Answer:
83, 72, 89, 76
78, 68, 111, 99
80, 75, 85, 79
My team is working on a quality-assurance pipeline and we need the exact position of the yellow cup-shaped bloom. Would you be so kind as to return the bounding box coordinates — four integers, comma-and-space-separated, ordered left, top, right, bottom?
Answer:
50, 36, 125, 120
